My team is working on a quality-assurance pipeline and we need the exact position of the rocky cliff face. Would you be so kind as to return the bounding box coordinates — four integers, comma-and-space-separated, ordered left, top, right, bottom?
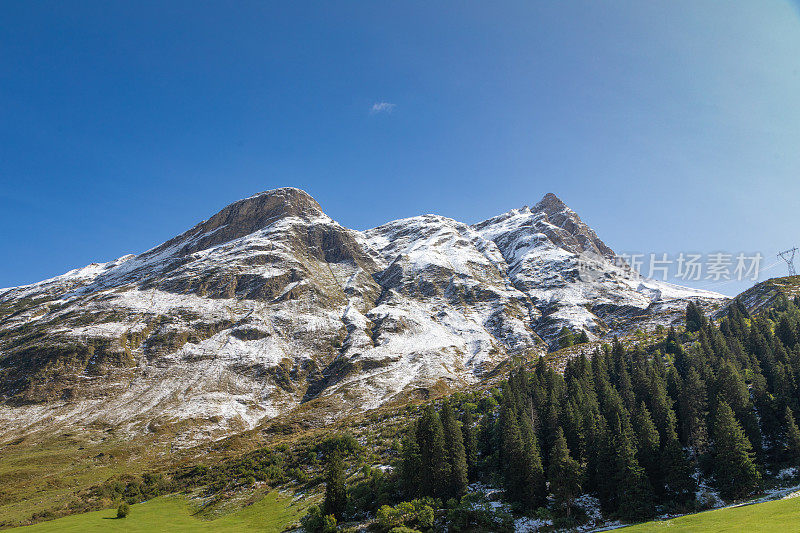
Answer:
0, 188, 726, 443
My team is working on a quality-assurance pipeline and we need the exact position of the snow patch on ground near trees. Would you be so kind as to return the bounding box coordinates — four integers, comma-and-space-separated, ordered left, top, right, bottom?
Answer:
512, 494, 607, 532
748, 482, 800, 505
515, 516, 552, 532
693, 469, 725, 510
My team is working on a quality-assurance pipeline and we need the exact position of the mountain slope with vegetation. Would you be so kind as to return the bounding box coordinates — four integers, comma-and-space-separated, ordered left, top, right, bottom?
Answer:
1, 280, 798, 531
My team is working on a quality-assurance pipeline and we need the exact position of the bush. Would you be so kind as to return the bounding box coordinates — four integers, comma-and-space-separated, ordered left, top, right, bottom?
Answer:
446, 493, 513, 533
376, 499, 436, 532
116, 502, 130, 519
300, 505, 337, 533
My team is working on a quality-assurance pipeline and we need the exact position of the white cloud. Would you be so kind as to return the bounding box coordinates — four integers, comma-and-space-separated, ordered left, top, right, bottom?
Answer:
370, 102, 396, 114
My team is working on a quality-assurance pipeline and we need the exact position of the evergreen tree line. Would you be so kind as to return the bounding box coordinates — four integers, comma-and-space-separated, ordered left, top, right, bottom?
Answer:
397, 295, 800, 522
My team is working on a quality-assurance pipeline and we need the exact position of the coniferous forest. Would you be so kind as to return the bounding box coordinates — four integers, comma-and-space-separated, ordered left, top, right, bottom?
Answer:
305, 295, 800, 532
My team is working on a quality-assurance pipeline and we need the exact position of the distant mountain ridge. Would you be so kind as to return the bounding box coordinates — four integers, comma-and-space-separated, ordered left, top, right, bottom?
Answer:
0, 188, 726, 444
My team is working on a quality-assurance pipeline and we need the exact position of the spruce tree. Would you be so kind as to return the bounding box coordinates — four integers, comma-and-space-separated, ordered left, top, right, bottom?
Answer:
680, 367, 709, 454
323, 450, 347, 520
500, 399, 525, 503
632, 402, 661, 492
711, 401, 761, 500
440, 401, 468, 498
686, 302, 706, 333
613, 428, 655, 521
462, 408, 478, 481
660, 437, 697, 508
548, 427, 582, 517
500, 391, 545, 510
592, 418, 616, 511
416, 405, 450, 499
559, 327, 575, 349
777, 316, 798, 350
715, 361, 764, 459
784, 406, 800, 465
400, 421, 422, 496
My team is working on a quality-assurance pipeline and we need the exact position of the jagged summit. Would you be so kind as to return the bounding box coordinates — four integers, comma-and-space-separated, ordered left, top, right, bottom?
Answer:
535, 191, 567, 210
473, 193, 615, 261
146, 187, 326, 259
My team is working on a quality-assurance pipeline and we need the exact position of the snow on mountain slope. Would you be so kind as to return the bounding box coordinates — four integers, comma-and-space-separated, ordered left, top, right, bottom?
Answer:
472, 193, 725, 341
0, 188, 726, 443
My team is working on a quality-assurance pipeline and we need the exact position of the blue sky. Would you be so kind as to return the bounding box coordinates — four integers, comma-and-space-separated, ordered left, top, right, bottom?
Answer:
2, 1, 799, 296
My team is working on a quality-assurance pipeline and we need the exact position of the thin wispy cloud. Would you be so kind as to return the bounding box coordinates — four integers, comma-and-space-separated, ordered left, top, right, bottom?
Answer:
370, 102, 396, 114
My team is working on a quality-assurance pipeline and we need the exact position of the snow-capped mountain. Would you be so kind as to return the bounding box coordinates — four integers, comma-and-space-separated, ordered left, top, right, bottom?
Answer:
0, 188, 726, 443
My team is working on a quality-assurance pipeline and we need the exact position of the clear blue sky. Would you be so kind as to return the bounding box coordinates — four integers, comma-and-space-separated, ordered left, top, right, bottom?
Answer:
2, 1, 799, 296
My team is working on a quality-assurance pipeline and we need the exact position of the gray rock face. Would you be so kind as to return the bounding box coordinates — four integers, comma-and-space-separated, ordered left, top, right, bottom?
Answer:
0, 188, 726, 443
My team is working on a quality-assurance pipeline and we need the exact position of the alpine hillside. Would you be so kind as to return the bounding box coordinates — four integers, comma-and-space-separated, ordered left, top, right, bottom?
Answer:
0, 188, 726, 444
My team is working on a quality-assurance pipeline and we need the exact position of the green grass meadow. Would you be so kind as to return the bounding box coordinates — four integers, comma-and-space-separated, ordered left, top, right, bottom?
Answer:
624, 495, 800, 532
13, 492, 304, 533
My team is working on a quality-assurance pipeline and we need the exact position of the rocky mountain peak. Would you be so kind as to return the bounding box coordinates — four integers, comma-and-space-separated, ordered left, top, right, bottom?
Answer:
472, 193, 615, 261
146, 187, 327, 258
534, 192, 568, 212
531, 192, 615, 260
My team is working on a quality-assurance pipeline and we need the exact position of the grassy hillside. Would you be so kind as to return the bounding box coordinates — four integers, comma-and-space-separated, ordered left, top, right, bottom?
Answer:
623, 495, 800, 532
0, 432, 167, 527
12, 492, 304, 533
733, 275, 800, 314
13, 489, 800, 533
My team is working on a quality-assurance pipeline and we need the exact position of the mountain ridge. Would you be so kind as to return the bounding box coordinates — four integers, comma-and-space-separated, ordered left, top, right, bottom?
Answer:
0, 188, 726, 445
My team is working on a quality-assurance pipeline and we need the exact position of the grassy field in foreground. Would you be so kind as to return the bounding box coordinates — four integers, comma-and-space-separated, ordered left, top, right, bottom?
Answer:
623, 494, 800, 532
13, 492, 304, 532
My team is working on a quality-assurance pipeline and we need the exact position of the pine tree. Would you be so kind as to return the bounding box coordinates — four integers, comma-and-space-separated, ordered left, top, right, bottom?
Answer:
542, 394, 561, 465
711, 401, 761, 500
576, 330, 590, 344
632, 402, 661, 492
521, 424, 546, 509
599, 387, 654, 520
500, 390, 545, 510
399, 424, 422, 497
777, 316, 798, 350
440, 401, 468, 498
686, 302, 706, 333
416, 405, 450, 499
462, 408, 478, 481
500, 399, 525, 503
559, 327, 575, 349
715, 361, 749, 413
715, 361, 764, 459
660, 437, 697, 508
784, 406, 800, 465
548, 427, 582, 517
592, 418, 616, 511
323, 450, 347, 520
680, 367, 709, 454
613, 427, 654, 521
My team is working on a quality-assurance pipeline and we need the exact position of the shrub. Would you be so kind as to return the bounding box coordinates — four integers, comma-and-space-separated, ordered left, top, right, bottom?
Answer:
446, 493, 513, 533
376, 499, 436, 532
116, 502, 130, 519
300, 505, 337, 533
